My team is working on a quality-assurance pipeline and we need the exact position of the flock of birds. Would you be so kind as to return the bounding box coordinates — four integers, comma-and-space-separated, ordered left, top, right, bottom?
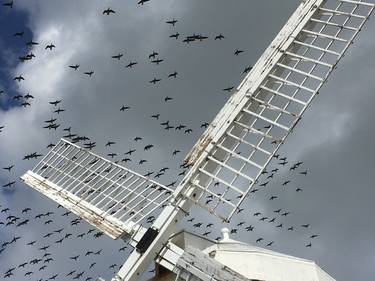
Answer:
0, 1, 322, 281
0, 201, 131, 280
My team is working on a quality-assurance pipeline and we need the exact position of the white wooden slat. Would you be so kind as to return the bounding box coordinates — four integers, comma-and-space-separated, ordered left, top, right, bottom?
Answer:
292, 40, 342, 56
21, 139, 173, 239
310, 17, 359, 31
319, 7, 367, 19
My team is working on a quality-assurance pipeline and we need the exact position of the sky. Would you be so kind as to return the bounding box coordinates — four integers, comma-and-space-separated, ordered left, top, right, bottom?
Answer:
0, 0, 375, 280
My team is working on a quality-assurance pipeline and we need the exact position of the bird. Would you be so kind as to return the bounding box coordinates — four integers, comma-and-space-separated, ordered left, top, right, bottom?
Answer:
126, 61, 137, 68
2, 181, 16, 188
151, 58, 163, 65
14, 75, 25, 82
234, 49, 244, 56
168, 71, 178, 78
24, 93, 34, 99
45, 43, 56, 50
49, 99, 62, 106
125, 149, 136, 155
175, 124, 186, 130
3, 1, 13, 8
103, 8, 115, 15
144, 144, 154, 150
120, 105, 130, 111
54, 108, 65, 114
215, 33, 225, 40
166, 18, 177, 26
149, 78, 161, 84
112, 53, 123, 60
69, 64, 80, 70
138, 0, 150, 5
70, 255, 80, 261
2, 165, 14, 172
222, 86, 234, 92
149, 51, 158, 59
105, 141, 116, 146
19, 53, 35, 61
22, 207, 31, 213
243, 65, 253, 73
282, 180, 290, 186
84, 71, 94, 76
245, 225, 254, 231
14, 31, 24, 37
169, 32, 179, 39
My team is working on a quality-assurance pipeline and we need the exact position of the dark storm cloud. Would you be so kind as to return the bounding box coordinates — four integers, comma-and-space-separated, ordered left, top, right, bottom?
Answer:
0, 1, 374, 281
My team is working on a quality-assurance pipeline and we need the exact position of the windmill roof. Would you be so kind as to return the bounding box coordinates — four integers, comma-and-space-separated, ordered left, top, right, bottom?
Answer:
172, 227, 313, 263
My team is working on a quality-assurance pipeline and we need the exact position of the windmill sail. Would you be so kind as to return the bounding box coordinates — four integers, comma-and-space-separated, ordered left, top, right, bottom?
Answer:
20, 0, 374, 280
180, 0, 374, 221
21, 139, 173, 239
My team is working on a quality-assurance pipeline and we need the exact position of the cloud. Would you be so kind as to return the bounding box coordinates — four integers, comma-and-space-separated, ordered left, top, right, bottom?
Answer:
0, 0, 375, 281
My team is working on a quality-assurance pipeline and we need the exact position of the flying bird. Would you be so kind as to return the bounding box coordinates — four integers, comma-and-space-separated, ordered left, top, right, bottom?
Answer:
166, 19, 177, 26
3, 1, 13, 8
84, 71, 94, 76
69, 64, 80, 70
222, 86, 234, 92
49, 100, 62, 106
103, 8, 115, 15
2, 181, 16, 188
126, 61, 137, 68
149, 78, 161, 84
234, 49, 244, 56
120, 105, 130, 111
149, 51, 158, 59
45, 43, 56, 50
2, 165, 14, 172
14, 75, 25, 82
169, 32, 179, 39
215, 33, 225, 40
14, 31, 24, 37
168, 71, 178, 78
112, 53, 123, 60
138, 0, 150, 5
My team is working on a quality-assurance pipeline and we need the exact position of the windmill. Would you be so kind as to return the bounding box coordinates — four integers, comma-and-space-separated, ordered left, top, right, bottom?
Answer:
21, 0, 374, 280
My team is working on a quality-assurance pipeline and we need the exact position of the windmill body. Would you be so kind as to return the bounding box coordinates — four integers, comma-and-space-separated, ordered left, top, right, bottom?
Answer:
148, 228, 335, 281
20, 0, 374, 280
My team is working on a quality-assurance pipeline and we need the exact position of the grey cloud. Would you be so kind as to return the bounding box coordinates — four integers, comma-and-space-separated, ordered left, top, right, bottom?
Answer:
0, 1, 374, 281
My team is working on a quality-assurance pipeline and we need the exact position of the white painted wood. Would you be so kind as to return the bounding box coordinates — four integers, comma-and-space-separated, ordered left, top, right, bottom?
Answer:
20, 0, 374, 281
113, 0, 374, 279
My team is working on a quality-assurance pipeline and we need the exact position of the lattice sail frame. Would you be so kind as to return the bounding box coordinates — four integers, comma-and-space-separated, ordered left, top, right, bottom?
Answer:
179, 0, 374, 221
22, 139, 173, 239
20, 1, 374, 280
22, 0, 374, 231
